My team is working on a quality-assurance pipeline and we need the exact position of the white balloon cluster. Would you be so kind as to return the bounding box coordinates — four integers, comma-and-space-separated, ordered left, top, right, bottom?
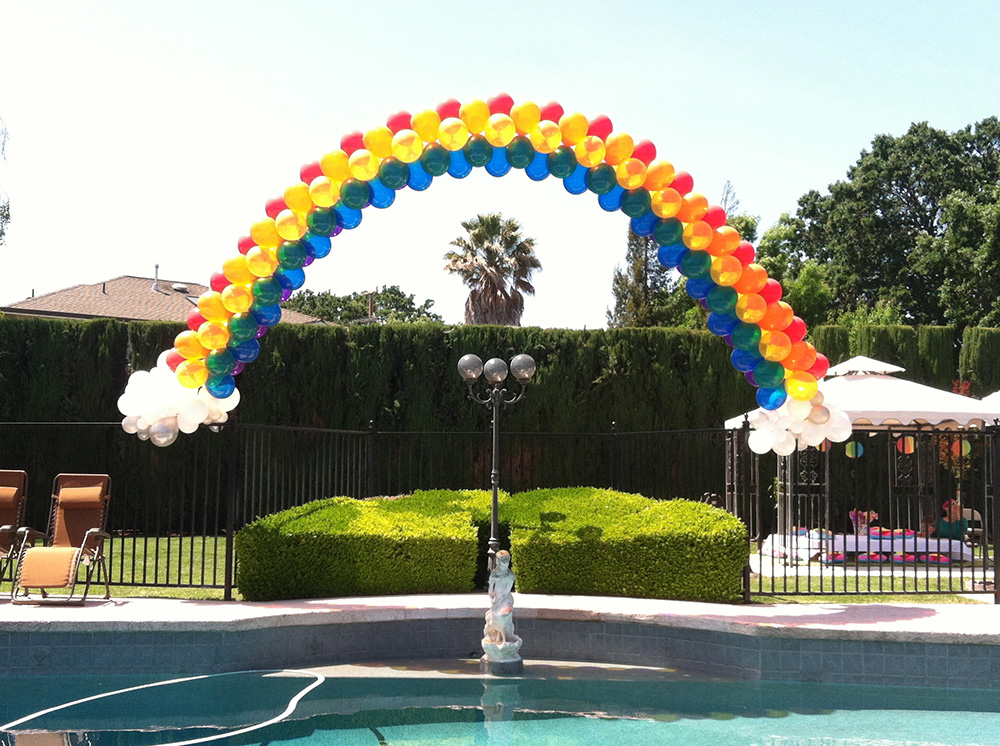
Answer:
745, 390, 852, 456
117, 351, 241, 447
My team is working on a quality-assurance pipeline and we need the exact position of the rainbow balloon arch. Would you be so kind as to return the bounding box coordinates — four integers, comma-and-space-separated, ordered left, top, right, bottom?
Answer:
116, 93, 852, 455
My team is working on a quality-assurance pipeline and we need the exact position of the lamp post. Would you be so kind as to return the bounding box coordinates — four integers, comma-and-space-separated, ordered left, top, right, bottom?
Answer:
458, 352, 535, 675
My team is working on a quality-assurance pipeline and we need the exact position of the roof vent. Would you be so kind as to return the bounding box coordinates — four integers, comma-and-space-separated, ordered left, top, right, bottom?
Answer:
172, 283, 189, 293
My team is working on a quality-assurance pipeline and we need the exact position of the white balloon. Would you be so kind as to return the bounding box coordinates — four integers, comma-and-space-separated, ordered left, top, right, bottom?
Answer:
150, 416, 180, 447
808, 405, 831, 425
826, 412, 853, 442
788, 418, 806, 435
810, 391, 825, 407
137, 428, 150, 441
802, 423, 827, 447
775, 415, 792, 430
121, 415, 140, 434
748, 411, 769, 429
748, 428, 775, 454
786, 398, 812, 420
217, 387, 241, 413
773, 430, 797, 456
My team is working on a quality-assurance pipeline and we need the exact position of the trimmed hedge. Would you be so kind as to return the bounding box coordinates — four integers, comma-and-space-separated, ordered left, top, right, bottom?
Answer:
235, 487, 748, 603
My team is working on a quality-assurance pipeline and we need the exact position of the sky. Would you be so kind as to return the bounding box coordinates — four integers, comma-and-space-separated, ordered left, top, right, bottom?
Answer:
2, 1, 1000, 330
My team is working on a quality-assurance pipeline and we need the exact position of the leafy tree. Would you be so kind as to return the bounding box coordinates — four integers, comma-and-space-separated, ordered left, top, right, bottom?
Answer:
444, 213, 541, 326
607, 229, 675, 328
0, 117, 9, 247
832, 298, 906, 352
783, 260, 833, 329
284, 285, 442, 325
936, 186, 1000, 328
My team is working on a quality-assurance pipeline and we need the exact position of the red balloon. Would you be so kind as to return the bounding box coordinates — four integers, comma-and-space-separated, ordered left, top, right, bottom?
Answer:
386, 110, 412, 133
785, 316, 807, 344
340, 130, 365, 155
671, 171, 694, 195
264, 198, 287, 219
703, 204, 727, 229
733, 240, 755, 265
187, 308, 208, 331
759, 278, 784, 304
209, 273, 229, 293
299, 161, 323, 184
237, 236, 256, 255
165, 349, 185, 372
436, 98, 461, 120
487, 92, 514, 115
631, 139, 656, 165
587, 114, 613, 140
807, 352, 830, 380
539, 101, 564, 122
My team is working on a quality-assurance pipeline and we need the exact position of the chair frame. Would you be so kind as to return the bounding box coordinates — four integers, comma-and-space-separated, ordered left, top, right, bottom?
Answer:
0, 469, 28, 584
11, 473, 112, 604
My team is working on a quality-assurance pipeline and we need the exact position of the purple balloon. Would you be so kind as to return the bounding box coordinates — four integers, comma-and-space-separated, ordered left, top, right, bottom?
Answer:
232, 361, 245, 376
722, 334, 734, 347
281, 288, 293, 302
699, 298, 709, 310
255, 325, 269, 339
302, 254, 315, 267
744, 370, 758, 386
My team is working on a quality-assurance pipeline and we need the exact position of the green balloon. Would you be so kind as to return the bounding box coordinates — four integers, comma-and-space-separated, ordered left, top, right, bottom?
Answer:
585, 164, 617, 195
754, 360, 786, 389
420, 143, 451, 176
228, 313, 258, 344
680, 249, 711, 279
464, 135, 493, 167
706, 286, 738, 315
252, 277, 282, 306
506, 136, 536, 169
378, 158, 409, 190
547, 146, 578, 178
653, 218, 684, 246
732, 322, 762, 351
307, 208, 336, 237
206, 349, 236, 377
277, 241, 307, 270
621, 188, 652, 218
340, 178, 371, 210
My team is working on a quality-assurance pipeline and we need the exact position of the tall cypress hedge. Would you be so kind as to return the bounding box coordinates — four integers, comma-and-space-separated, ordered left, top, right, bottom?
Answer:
959, 327, 1000, 396
809, 326, 850, 366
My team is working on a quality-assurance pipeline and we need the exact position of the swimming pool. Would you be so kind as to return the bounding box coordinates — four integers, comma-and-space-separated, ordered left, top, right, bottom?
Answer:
4, 668, 999, 746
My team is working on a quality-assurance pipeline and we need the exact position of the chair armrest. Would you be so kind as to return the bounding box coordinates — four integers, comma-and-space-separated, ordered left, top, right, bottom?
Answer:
0, 524, 15, 535
85, 528, 111, 540
16, 526, 46, 542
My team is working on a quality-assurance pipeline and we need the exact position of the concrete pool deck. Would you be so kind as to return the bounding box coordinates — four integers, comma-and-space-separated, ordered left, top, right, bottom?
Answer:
2, 593, 1000, 687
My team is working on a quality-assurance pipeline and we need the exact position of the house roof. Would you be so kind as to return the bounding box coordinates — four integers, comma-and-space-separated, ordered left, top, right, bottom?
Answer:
0, 275, 322, 325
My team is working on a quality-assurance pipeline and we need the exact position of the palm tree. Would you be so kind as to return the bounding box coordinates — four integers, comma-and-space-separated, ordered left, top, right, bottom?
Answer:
444, 214, 542, 326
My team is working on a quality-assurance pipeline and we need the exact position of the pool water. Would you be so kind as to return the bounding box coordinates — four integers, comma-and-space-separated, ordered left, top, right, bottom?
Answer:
3, 670, 999, 746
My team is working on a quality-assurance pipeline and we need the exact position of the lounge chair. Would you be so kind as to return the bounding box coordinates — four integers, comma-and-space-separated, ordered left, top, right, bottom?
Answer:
0, 469, 28, 583
11, 473, 111, 604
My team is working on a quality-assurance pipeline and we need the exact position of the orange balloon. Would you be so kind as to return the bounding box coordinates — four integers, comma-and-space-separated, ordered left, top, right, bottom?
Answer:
528, 120, 561, 152
347, 149, 380, 180
221, 284, 254, 314
736, 294, 767, 324
604, 132, 634, 165
759, 330, 792, 362
197, 291, 229, 323
485, 114, 517, 147
174, 330, 208, 360
197, 321, 231, 350
707, 226, 741, 256
682, 221, 713, 250
732, 263, 768, 294
559, 112, 589, 146
759, 300, 794, 331
246, 246, 279, 278
510, 101, 541, 134
786, 371, 819, 401
710, 255, 743, 286
615, 158, 647, 189
274, 209, 307, 241
651, 188, 682, 218
309, 175, 340, 207
643, 160, 675, 191
783, 341, 818, 371
223, 255, 255, 285
574, 135, 606, 167
438, 117, 470, 151
177, 359, 209, 389
675, 193, 709, 223
390, 129, 424, 163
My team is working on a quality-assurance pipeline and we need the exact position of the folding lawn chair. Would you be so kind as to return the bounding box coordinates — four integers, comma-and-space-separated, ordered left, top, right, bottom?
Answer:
0, 469, 28, 584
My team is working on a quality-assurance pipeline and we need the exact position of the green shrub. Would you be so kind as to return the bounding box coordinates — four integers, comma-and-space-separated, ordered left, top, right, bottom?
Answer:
236, 487, 748, 603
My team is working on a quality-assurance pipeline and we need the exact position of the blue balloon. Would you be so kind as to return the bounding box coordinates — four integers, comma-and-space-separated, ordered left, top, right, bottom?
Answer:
657, 242, 685, 268
230, 339, 261, 363
707, 312, 740, 336
524, 151, 550, 181
685, 276, 715, 299
485, 147, 511, 177
251, 303, 282, 327
369, 178, 396, 208
563, 164, 588, 195
448, 149, 473, 179
731, 347, 763, 372
407, 160, 433, 190
301, 233, 331, 260
757, 386, 788, 410
275, 266, 306, 291
598, 184, 625, 212
334, 203, 363, 230
205, 374, 236, 399
630, 211, 659, 237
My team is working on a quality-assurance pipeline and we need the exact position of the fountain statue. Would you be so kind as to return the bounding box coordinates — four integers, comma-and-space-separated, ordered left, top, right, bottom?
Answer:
481, 550, 523, 674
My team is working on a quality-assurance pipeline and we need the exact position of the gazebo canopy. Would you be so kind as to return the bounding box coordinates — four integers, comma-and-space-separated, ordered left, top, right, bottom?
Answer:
725, 356, 1000, 430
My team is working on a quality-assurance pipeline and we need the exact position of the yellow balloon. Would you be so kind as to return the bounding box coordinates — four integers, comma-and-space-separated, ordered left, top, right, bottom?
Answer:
283, 183, 312, 214
198, 320, 231, 350
363, 127, 393, 159
459, 99, 490, 134
484, 114, 517, 147
320, 150, 350, 182
177, 359, 209, 389
510, 101, 540, 134
309, 175, 340, 207
786, 371, 819, 401
710, 255, 743, 287
411, 109, 441, 142
222, 255, 255, 285
528, 120, 562, 153
348, 149, 380, 181
275, 209, 307, 241
574, 135, 606, 168
644, 160, 676, 191
682, 221, 713, 251
249, 219, 280, 249
246, 246, 278, 278
174, 330, 208, 360
759, 330, 792, 362
604, 132, 634, 165
390, 129, 424, 163
221, 284, 254, 314
615, 158, 647, 189
559, 112, 589, 146
197, 291, 230, 323
438, 117, 470, 151
651, 188, 683, 218
736, 294, 767, 324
